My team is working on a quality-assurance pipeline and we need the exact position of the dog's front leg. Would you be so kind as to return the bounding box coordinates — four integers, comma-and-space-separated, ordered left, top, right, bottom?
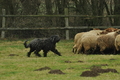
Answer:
43, 50, 49, 57
51, 49, 62, 56
34, 50, 41, 57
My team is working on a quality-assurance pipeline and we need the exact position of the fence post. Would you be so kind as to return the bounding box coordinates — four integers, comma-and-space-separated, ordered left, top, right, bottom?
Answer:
1, 9, 5, 39
64, 8, 69, 40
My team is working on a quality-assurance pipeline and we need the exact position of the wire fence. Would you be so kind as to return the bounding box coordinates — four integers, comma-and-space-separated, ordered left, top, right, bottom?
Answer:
0, 8, 120, 40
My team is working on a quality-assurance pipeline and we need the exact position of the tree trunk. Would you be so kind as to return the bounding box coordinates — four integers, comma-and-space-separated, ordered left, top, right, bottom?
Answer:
114, 0, 120, 25
20, 0, 41, 15
0, 0, 3, 27
45, 0, 53, 27
90, 0, 105, 26
55, 0, 68, 27
104, 0, 113, 26
0, 0, 18, 27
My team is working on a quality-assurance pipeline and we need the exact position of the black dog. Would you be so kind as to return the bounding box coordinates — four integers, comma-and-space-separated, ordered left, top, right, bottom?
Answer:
24, 35, 62, 57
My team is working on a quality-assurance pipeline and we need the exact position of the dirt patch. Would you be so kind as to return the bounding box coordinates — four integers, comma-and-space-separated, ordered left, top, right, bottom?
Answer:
91, 67, 118, 73
9, 54, 19, 56
77, 60, 84, 63
34, 66, 51, 71
100, 64, 108, 66
110, 58, 116, 60
80, 71, 100, 77
64, 60, 84, 63
80, 65, 119, 77
90, 65, 101, 70
67, 67, 74, 69
64, 60, 72, 63
116, 63, 120, 65
48, 69, 65, 74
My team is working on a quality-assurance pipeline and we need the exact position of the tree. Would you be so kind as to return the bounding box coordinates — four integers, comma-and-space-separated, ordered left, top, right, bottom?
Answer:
71, 0, 90, 26
114, 0, 120, 25
45, 0, 53, 27
55, 0, 68, 27
20, 0, 41, 15
90, 0, 105, 26
0, 0, 20, 27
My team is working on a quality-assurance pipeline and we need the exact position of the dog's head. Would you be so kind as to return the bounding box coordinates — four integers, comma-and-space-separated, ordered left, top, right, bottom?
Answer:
50, 35, 60, 43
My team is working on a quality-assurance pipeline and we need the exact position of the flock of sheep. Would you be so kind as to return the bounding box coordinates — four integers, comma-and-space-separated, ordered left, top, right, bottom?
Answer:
73, 28, 120, 55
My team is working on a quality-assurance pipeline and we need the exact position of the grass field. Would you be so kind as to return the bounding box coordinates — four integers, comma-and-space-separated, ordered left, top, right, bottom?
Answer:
0, 39, 120, 80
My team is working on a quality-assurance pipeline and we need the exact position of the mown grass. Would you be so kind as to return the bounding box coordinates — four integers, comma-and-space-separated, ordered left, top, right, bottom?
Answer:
0, 39, 120, 80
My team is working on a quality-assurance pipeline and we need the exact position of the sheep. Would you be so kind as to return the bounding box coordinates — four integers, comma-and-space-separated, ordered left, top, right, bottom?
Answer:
80, 30, 102, 38
75, 30, 102, 54
73, 29, 103, 54
97, 29, 120, 54
73, 32, 85, 54
105, 27, 118, 32
100, 27, 118, 34
115, 34, 120, 52
76, 34, 99, 54
88, 30, 103, 35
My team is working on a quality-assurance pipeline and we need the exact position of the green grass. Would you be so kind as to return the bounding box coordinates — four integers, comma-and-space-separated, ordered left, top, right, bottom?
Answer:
0, 39, 120, 80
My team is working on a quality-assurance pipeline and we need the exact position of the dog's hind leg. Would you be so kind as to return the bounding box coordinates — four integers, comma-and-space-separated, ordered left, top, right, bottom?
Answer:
34, 50, 41, 57
27, 49, 34, 57
27, 52, 31, 57
51, 49, 62, 56
43, 50, 49, 57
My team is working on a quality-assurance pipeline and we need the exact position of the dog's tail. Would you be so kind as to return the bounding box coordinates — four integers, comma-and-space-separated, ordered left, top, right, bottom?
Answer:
24, 40, 29, 48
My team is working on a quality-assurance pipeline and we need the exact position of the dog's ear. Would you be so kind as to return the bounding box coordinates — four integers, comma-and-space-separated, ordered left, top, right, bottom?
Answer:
51, 37, 55, 42
50, 35, 60, 43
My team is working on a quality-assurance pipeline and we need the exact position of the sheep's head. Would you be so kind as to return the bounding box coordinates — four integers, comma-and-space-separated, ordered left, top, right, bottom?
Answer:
105, 27, 118, 32
101, 28, 119, 34
116, 29, 120, 34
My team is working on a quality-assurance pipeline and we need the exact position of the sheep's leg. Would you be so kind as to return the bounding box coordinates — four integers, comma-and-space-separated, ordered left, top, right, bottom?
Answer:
73, 45, 77, 54
92, 46, 97, 54
115, 45, 119, 52
74, 48, 78, 54
74, 49, 77, 54
76, 44, 82, 54
76, 48, 80, 54
115, 46, 118, 51
73, 48, 77, 54
84, 48, 90, 54
113, 48, 117, 55
84, 50, 89, 54
115, 42, 119, 51
100, 51, 104, 54
92, 49, 95, 54
99, 46, 106, 54
72, 48, 74, 53
83, 45, 90, 54
100, 48, 104, 54
72, 48, 77, 54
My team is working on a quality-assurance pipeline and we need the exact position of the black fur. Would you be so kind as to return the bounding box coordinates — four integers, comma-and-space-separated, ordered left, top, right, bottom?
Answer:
24, 35, 61, 57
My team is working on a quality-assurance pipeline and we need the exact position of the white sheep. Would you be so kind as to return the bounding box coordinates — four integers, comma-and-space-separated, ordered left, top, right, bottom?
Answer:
97, 29, 120, 54
76, 34, 99, 54
74, 30, 102, 54
115, 34, 120, 51
88, 30, 103, 35
73, 32, 85, 54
